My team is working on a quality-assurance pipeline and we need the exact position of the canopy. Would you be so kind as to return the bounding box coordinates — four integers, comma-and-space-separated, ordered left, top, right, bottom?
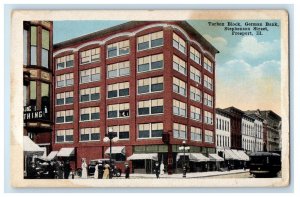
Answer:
224, 149, 240, 160
57, 148, 75, 157
105, 146, 125, 155
176, 153, 210, 162
127, 153, 158, 161
209, 154, 224, 162
23, 136, 44, 156
46, 151, 59, 161
231, 149, 244, 161
237, 150, 250, 161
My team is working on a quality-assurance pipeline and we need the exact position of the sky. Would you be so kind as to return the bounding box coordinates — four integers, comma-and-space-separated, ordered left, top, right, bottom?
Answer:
54, 20, 281, 115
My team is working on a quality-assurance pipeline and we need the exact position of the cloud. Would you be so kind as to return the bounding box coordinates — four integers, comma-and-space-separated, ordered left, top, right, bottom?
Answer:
203, 34, 228, 51
234, 36, 279, 59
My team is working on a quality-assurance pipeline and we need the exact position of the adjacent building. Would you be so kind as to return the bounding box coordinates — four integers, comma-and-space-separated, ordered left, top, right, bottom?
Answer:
52, 21, 219, 173
215, 108, 231, 151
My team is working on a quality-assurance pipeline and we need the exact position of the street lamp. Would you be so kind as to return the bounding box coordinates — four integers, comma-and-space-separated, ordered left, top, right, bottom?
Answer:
103, 128, 119, 179
179, 140, 190, 178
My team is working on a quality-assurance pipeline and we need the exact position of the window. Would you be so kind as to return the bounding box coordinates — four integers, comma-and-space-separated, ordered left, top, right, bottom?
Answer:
30, 26, 37, 65
56, 110, 73, 123
173, 123, 187, 139
204, 93, 213, 107
80, 87, 100, 102
107, 103, 130, 118
173, 55, 186, 75
23, 29, 28, 65
205, 130, 214, 143
173, 33, 186, 54
191, 127, 202, 141
80, 107, 100, 121
80, 67, 101, 83
80, 128, 100, 141
56, 91, 74, 105
190, 86, 202, 102
29, 81, 36, 106
107, 82, 129, 98
107, 40, 130, 58
190, 66, 201, 83
107, 61, 130, 78
56, 129, 73, 143
80, 48, 100, 64
204, 75, 213, 90
137, 54, 163, 73
108, 125, 130, 140
56, 73, 74, 88
173, 77, 186, 96
137, 76, 163, 94
204, 57, 213, 73
204, 111, 213, 125
190, 46, 201, 64
137, 31, 163, 51
41, 29, 50, 68
138, 123, 163, 138
173, 99, 186, 117
56, 55, 74, 70
138, 99, 163, 115
190, 105, 201, 121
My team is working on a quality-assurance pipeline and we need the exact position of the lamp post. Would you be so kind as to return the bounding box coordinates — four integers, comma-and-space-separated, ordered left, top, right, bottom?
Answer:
103, 128, 118, 179
179, 140, 190, 178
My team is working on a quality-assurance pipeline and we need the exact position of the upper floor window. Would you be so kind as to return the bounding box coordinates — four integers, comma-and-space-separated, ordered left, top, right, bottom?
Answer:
137, 76, 163, 94
190, 66, 201, 84
108, 125, 130, 140
204, 57, 213, 73
191, 127, 202, 141
107, 103, 130, 118
173, 99, 187, 117
30, 26, 37, 66
56, 110, 74, 123
204, 111, 213, 125
137, 54, 163, 73
173, 123, 187, 139
80, 87, 100, 102
56, 73, 74, 88
56, 129, 73, 143
204, 93, 213, 107
41, 29, 50, 68
107, 61, 130, 78
138, 99, 163, 116
173, 55, 186, 75
138, 123, 163, 139
23, 29, 28, 65
107, 40, 130, 58
190, 105, 201, 122
190, 86, 202, 102
56, 91, 74, 105
190, 46, 201, 64
80, 67, 100, 84
80, 107, 100, 121
173, 33, 186, 54
80, 48, 100, 64
137, 31, 163, 51
205, 130, 214, 143
80, 127, 100, 141
204, 75, 213, 90
56, 55, 74, 70
107, 82, 129, 98
173, 77, 186, 97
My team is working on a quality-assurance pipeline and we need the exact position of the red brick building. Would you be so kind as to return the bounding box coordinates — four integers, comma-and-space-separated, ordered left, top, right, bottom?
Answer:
52, 21, 218, 173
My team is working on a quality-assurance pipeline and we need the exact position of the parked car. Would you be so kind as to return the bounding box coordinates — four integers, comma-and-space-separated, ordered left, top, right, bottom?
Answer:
87, 159, 122, 177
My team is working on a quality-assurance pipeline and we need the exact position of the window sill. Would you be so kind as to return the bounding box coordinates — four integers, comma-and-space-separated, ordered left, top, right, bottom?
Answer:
107, 73, 130, 79
55, 103, 74, 107
80, 60, 100, 66
79, 119, 100, 122
137, 44, 163, 52
137, 90, 164, 96
55, 122, 73, 124
106, 95, 130, 100
79, 140, 101, 143
107, 117, 130, 120
55, 141, 74, 144
79, 100, 100, 104
106, 53, 130, 60
137, 113, 164, 117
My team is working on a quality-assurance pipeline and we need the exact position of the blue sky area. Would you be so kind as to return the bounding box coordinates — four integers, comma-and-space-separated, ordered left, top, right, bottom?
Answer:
54, 20, 281, 114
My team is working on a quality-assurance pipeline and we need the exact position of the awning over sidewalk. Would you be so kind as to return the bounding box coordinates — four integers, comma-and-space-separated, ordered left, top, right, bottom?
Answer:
57, 147, 75, 157
209, 154, 224, 162
231, 149, 244, 161
224, 149, 240, 160
105, 146, 125, 155
237, 150, 250, 161
46, 151, 58, 161
127, 153, 158, 161
23, 136, 45, 156
176, 153, 210, 162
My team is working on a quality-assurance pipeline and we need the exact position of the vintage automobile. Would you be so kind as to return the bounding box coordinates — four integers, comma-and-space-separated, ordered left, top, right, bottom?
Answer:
249, 152, 281, 177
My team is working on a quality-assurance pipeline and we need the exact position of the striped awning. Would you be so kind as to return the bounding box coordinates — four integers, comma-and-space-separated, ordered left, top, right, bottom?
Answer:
57, 148, 75, 157
127, 153, 158, 161
237, 150, 250, 161
23, 136, 44, 156
176, 153, 210, 162
209, 154, 224, 162
46, 151, 58, 161
105, 146, 125, 155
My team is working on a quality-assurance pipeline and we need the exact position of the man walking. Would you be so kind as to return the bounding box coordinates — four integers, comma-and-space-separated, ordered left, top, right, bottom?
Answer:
125, 163, 130, 179
155, 162, 160, 178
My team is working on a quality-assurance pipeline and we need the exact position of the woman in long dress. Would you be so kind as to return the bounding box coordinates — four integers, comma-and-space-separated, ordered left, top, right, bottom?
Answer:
94, 164, 99, 179
102, 164, 110, 179
81, 158, 88, 179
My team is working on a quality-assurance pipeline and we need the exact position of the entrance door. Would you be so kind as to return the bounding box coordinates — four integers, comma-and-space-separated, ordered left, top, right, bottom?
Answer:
145, 159, 152, 174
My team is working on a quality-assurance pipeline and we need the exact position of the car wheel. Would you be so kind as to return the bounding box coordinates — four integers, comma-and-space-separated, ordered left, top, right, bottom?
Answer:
116, 171, 121, 177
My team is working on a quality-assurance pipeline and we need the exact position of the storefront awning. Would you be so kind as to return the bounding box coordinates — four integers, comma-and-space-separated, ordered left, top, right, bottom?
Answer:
105, 146, 125, 155
224, 149, 240, 160
127, 153, 158, 161
231, 149, 245, 161
57, 147, 75, 157
176, 153, 210, 162
46, 151, 59, 161
23, 136, 44, 156
209, 154, 224, 162
237, 150, 250, 161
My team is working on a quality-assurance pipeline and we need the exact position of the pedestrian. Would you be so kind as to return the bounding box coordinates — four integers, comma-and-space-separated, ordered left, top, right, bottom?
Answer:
125, 163, 130, 179
103, 164, 110, 179
94, 163, 99, 179
160, 162, 164, 175
58, 161, 64, 179
48, 161, 56, 179
26, 161, 36, 179
64, 160, 71, 179
98, 162, 104, 179
81, 158, 88, 179
155, 162, 160, 178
